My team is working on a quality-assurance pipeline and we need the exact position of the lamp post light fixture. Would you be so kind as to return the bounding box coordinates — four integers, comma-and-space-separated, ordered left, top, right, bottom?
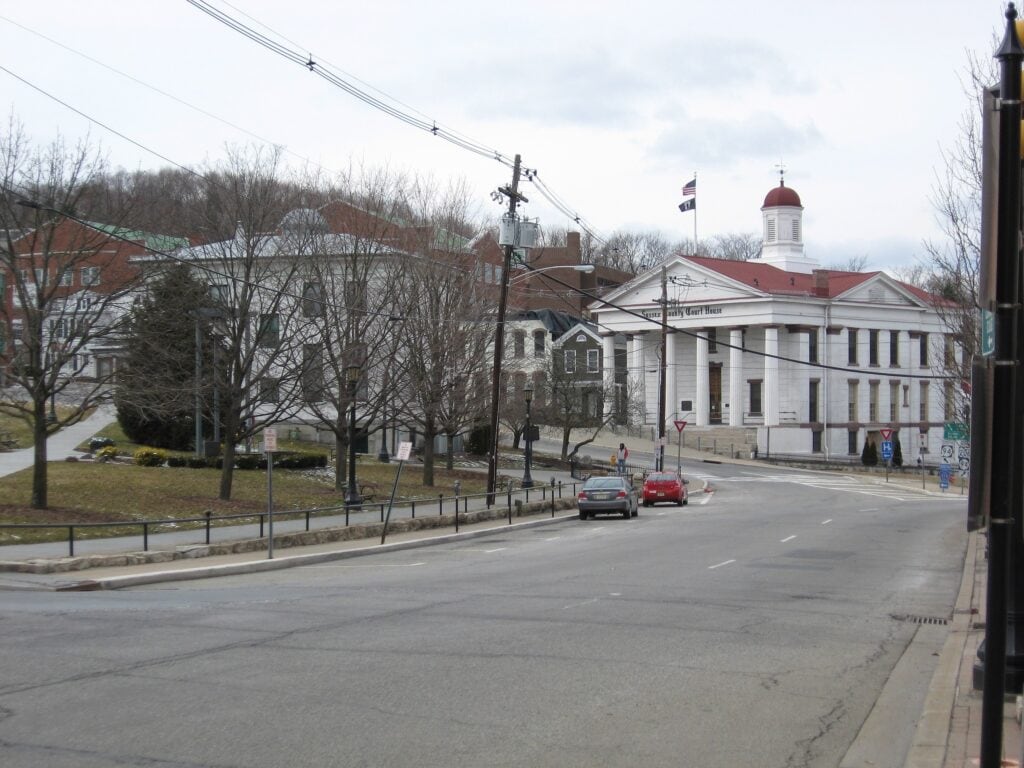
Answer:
522, 381, 534, 489
345, 363, 362, 510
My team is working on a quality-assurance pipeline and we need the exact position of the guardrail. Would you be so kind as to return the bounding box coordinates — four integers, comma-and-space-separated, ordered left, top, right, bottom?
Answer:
0, 479, 582, 558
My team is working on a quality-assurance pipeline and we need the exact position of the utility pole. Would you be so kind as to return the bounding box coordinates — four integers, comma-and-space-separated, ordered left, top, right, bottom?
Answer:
486, 154, 527, 506
980, 7, 1023, 767
657, 265, 668, 472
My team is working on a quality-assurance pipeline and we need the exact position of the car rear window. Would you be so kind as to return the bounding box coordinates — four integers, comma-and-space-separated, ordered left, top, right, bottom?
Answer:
584, 478, 625, 489
647, 474, 678, 482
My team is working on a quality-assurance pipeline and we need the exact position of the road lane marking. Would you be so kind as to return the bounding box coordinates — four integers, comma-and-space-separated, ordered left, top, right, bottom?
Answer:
563, 597, 600, 610
780, 535, 796, 543
485, 548, 507, 553
313, 563, 425, 568
708, 559, 736, 570
822, 519, 833, 525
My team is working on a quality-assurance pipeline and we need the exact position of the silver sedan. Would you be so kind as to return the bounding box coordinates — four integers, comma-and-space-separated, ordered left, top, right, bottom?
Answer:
576, 476, 639, 519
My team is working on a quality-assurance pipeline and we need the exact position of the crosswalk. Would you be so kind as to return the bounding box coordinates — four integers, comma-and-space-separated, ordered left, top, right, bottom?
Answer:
686, 470, 965, 502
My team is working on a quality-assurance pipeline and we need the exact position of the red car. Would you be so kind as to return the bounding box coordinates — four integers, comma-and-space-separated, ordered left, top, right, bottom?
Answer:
642, 472, 688, 506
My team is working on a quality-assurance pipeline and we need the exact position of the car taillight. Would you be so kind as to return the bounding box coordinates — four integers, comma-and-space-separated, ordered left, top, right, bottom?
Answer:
578, 492, 586, 500
616, 490, 627, 498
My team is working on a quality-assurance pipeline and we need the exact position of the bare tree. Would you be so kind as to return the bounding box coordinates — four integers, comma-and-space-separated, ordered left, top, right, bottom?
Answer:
302, 168, 412, 491
707, 232, 762, 261
0, 124, 150, 508
537, 347, 644, 460
922, 48, 993, 424
171, 146, 317, 500
826, 254, 871, 272
398, 180, 493, 486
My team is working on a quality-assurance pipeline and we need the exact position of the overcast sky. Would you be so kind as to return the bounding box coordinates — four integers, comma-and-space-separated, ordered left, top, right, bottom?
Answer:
0, 1, 1003, 272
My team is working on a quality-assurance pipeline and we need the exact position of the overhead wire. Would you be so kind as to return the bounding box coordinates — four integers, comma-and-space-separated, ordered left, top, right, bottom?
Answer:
513, 261, 953, 381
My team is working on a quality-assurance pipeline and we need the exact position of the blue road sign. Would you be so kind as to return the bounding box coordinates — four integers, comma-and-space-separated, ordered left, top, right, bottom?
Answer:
939, 463, 952, 490
881, 440, 893, 461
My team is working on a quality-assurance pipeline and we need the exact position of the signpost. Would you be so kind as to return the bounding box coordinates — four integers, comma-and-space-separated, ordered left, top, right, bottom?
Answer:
263, 428, 277, 559
880, 428, 893, 481
674, 420, 687, 473
381, 441, 413, 544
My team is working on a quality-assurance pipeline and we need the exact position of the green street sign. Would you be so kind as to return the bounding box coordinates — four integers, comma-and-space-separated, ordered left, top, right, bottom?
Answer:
981, 308, 995, 357
943, 422, 969, 441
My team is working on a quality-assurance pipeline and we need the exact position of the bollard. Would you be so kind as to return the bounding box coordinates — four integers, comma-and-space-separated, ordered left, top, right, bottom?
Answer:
205, 510, 212, 544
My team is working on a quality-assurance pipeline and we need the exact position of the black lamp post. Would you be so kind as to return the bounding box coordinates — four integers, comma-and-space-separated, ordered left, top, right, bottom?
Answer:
378, 373, 390, 463
345, 363, 362, 510
522, 381, 534, 489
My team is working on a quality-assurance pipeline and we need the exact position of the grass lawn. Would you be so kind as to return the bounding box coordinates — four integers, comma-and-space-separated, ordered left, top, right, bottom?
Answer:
0, 405, 92, 450
0, 453, 492, 545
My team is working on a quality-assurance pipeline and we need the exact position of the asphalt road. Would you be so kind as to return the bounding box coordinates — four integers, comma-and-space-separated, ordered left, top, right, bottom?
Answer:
0, 462, 967, 768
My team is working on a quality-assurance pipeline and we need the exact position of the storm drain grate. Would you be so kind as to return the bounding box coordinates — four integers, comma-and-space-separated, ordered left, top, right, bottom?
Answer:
892, 613, 950, 626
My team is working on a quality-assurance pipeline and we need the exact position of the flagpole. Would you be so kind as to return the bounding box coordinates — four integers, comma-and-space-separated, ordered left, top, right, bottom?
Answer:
693, 170, 698, 251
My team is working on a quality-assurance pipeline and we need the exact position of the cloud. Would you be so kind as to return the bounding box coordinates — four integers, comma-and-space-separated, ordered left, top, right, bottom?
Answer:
648, 111, 824, 166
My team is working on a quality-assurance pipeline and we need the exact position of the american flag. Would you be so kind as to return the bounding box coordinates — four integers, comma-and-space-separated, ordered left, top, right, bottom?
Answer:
681, 178, 696, 197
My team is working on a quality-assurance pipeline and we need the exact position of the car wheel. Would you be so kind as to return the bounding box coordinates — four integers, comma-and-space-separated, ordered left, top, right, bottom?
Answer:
579, 510, 587, 520
632, 506, 639, 517
682, 498, 688, 506
643, 500, 651, 507
622, 507, 631, 520
676, 497, 684, 506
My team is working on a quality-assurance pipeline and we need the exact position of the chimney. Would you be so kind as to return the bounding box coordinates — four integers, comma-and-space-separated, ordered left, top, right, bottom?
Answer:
813, 269, 829, 298
567, 231, 581, 261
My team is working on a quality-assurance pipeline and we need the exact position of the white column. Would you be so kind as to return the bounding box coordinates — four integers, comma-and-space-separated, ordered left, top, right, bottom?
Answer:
602, 333, 616, 417
729, 328, 744, 426
764, 326, 779, 426
630, 333, 647, 420
696, 331, 709, 426
665, 331, 677, 423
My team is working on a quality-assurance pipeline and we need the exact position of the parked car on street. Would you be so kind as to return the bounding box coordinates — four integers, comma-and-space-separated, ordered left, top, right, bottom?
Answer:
577, 475, 638, 519
642, 472, 688, 506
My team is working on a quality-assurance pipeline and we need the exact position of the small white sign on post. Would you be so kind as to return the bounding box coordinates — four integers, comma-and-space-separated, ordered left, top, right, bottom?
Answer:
263, 428, 278, 453
395, 441, 412, 461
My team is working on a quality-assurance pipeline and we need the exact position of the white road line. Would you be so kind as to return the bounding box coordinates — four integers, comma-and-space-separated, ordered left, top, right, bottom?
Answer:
544, 536, 561, 541
696, 493, 713, 505
313, 563, 425, 568
780, 535, 796, 543
484, 548, 507, 553
821, 519, 833, 525
708, 559, 736, 570
562, 597, 600, 610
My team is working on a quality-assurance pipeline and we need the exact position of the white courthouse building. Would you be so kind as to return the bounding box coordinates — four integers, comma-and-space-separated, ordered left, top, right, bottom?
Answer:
590, 179, 956, 462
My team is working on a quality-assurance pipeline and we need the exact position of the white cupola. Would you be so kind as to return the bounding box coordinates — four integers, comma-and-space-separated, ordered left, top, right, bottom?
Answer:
758, 176, 817, 274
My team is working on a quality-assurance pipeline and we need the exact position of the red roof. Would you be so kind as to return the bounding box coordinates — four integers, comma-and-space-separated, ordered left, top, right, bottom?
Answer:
762, 181, 802, 208
683, 255, 938, 302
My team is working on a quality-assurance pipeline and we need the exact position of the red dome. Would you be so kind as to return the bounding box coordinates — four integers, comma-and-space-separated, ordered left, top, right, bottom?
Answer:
762, 181, 802, 208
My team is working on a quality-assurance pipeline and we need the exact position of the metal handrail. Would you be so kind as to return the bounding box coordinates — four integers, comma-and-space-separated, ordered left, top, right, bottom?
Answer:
0, 479, 581, 558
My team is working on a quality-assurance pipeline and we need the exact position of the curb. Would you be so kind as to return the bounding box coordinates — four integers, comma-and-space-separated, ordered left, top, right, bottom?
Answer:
51, 513, 576, 591
904, 529, 979, 767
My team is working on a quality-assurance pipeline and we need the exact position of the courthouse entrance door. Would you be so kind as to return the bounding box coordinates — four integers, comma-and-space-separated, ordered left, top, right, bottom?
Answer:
709, 365, 722, 423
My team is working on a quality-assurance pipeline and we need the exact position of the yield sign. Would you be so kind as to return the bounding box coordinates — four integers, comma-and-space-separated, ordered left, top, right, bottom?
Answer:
674, 420, 688, 432
879, 428, 893, 441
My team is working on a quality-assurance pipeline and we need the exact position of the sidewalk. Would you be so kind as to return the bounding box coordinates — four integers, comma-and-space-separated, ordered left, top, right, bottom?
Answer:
923, 528, 1022, 768
0, 405, 114, 478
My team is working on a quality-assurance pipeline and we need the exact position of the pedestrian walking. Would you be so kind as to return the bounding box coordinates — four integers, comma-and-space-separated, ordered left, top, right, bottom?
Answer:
616, 443, 629, 475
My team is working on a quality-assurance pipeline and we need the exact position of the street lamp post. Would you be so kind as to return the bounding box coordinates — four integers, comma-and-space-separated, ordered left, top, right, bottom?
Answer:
522, 381, 534, 488
345, 363, 362, 510
378, 373, 390, 463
